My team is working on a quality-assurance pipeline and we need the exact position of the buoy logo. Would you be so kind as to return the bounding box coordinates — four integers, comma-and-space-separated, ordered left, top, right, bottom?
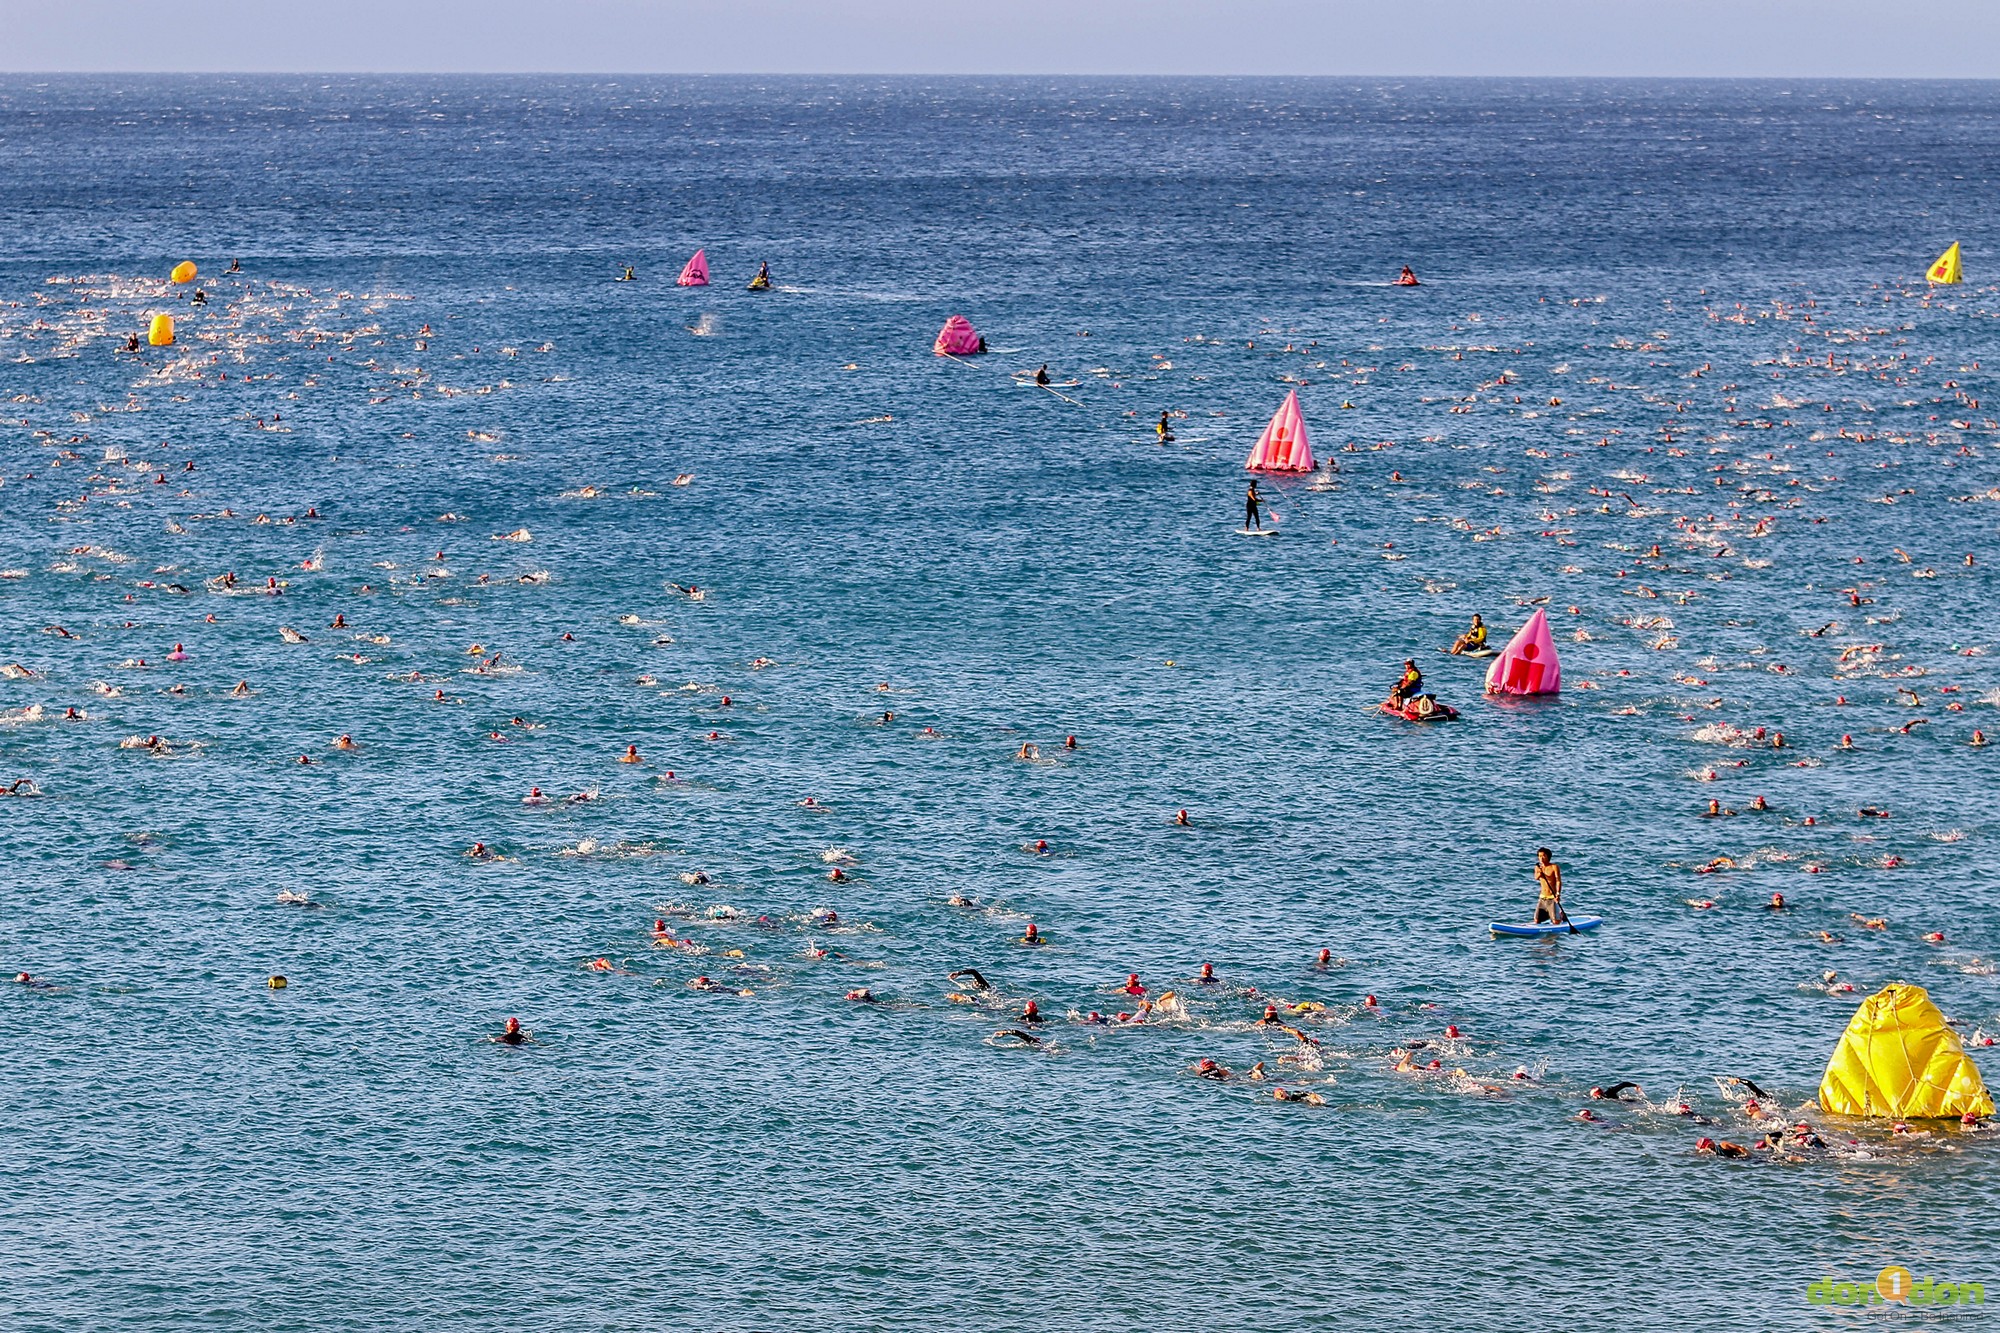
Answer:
1878, 1266, 1912, 1302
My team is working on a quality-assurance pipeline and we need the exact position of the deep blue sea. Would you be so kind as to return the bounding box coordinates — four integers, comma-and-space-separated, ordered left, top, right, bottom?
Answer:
1, 76, 1998, 1329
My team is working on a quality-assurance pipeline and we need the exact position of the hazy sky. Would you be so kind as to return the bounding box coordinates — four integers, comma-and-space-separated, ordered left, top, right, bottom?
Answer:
4, 0, 1998, 77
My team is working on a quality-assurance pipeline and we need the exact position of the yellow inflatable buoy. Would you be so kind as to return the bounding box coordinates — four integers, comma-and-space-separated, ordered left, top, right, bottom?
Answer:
267, 974, 288, 990
1927, 242, 1962, 286
171, 261, 197, 284
1819, 982, 1992, 1118
147, 313, 175, 347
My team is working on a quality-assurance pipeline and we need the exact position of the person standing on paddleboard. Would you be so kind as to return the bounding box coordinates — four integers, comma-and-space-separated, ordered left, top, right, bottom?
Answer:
1244, 481, 1263, 531
1533, 848, 1564, 924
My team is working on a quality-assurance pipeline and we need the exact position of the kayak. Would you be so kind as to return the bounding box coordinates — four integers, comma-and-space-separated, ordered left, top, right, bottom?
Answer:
1491, 916, 1603, 937
1380, 695, 1458, 721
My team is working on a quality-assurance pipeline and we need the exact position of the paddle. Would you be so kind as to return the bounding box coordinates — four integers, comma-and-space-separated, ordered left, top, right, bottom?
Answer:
1554, 898, 1578, 935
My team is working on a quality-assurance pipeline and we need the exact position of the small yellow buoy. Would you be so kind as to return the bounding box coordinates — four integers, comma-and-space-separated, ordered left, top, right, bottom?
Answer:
267, 974, 288, 990
147, 314, 175, 347
171, 261, 197, 284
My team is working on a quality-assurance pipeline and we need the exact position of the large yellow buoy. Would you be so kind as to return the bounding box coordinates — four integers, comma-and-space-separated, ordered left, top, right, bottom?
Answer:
170, 261, 197, 284
1927, 242, 1962, 286
1820, 982, 1993, 1118
147, 313, 175, 347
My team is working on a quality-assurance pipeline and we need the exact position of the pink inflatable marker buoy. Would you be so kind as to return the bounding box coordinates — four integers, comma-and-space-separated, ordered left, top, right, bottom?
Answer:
933, 313, 984, 356
1484, 607, 1561, 696
1245, 389, 1314, 473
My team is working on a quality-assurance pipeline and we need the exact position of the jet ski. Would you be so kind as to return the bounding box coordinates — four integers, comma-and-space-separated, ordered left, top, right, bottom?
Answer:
1380, 693, 1458, 722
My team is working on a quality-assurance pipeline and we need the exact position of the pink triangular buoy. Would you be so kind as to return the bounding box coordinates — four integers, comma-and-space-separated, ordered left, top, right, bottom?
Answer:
1484, 607, 1562, 696
677, 249, 710, 287
933, 314, 984, 356
1244, 390, 1314, 472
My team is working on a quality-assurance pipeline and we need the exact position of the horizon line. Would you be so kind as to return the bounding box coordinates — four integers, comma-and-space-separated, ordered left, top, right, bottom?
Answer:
5, 70, 2000, 81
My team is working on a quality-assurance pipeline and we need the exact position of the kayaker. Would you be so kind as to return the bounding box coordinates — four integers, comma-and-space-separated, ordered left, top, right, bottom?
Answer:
1449, 614, 1487, 654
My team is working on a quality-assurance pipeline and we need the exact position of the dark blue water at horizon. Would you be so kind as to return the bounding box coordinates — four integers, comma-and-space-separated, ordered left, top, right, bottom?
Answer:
0, 75, 1997, 1329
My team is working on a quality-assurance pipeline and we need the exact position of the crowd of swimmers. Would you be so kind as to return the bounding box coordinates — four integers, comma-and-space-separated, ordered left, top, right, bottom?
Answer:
9, 252, 1992, 1171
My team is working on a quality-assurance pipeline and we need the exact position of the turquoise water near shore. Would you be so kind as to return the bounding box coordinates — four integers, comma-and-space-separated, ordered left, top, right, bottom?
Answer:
1, 76, 1998, 1328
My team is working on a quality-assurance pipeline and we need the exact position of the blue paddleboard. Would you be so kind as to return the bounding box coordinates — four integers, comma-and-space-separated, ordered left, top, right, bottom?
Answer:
1490, 916, 1602, 937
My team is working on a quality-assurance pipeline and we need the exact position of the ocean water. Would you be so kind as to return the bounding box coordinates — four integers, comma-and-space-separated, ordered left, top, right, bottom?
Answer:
0, 75, 1998, 1328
